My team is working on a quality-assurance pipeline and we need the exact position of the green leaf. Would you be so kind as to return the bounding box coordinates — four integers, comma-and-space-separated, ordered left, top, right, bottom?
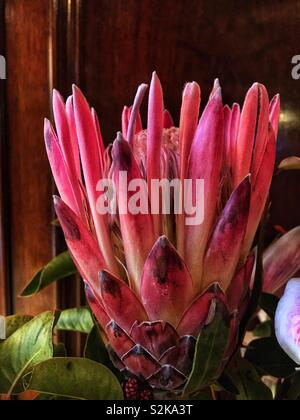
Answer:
84, 325, 122, 380
21, 251, 77, 297
0, 312, 56, 395
56, 307, 93, 334
184, 305, 230, 396
226, 355, 273, 400
84, 325, 110, 364
25, 358, 124, 400
4, 315, 33, 339
245, 337, 298, 378
252, 320, 273, 338
259, 293, 279, 320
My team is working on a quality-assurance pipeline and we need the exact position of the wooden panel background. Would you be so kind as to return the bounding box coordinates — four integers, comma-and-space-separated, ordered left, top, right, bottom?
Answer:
0, 0, 299, 325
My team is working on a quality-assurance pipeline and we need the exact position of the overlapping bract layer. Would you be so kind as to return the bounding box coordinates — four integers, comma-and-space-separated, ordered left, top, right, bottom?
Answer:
45, 74, 300, 389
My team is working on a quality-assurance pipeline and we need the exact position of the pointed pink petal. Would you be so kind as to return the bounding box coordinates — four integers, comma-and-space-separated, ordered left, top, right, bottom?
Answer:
185, 88, 224, 288
121, 345, 161, 379
177, 284, 226, 337
106, 321, 135, 358
54, 196, 105, 295
177, 82, 201, 256
179, 82, 201, 180
112, 134, 155, 293
269, 94, 280, 139
147, 71, 164, 182
229, 103, 241, 173
226, 254, 255, 313
100, 270, 148, 334
242, 124, 276, 257
275, 278, 300, 365
147, 365, 186, 390
141, 236, 194, 326
224, 104, 232, 170
147, 72, 164, 236
209, 78, 221, 99
233, 83, 268, 187
202, 176, 251, 291
163, 109, 174, 128
72, 85, 119, 276
53, 90, 82, 198
263, 227, 300, 294
45, 120, 80, 215
130, 321, 179, 359
127, 84, 148, 144
65, 95, 82, 182
251, 84, 270, 182
85, 284, 110, 328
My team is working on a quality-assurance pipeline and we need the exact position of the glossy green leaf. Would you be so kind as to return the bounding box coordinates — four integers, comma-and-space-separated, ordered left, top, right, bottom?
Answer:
84, 325, 122, 380
25, 358, 124, 400
21, 251, 77, 297
56, 307, 93, 334
84, 325, 109, 364
245, 337, 297, 378
0, 312, 56, 395
184, 305, 230, 396
226, 355, 273, 400
4, 315, 33, 339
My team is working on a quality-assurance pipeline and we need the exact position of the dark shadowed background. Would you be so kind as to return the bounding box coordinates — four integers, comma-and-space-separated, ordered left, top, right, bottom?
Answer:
0, 1, 299, 347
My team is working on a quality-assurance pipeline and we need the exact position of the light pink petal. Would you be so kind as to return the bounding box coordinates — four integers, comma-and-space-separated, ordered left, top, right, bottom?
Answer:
275, 278, 300, 365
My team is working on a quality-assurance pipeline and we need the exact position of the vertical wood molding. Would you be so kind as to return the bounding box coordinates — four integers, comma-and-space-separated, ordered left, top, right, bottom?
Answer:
5, 0, 56, 315
0, 0, 10, 314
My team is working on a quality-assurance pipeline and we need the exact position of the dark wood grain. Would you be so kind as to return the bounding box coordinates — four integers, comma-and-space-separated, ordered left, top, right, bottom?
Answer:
5, 0, 56, 315
0, 0, 10, 315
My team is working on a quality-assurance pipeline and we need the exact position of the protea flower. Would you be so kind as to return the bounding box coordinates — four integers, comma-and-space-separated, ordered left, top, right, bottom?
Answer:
44, 73, 299, 396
